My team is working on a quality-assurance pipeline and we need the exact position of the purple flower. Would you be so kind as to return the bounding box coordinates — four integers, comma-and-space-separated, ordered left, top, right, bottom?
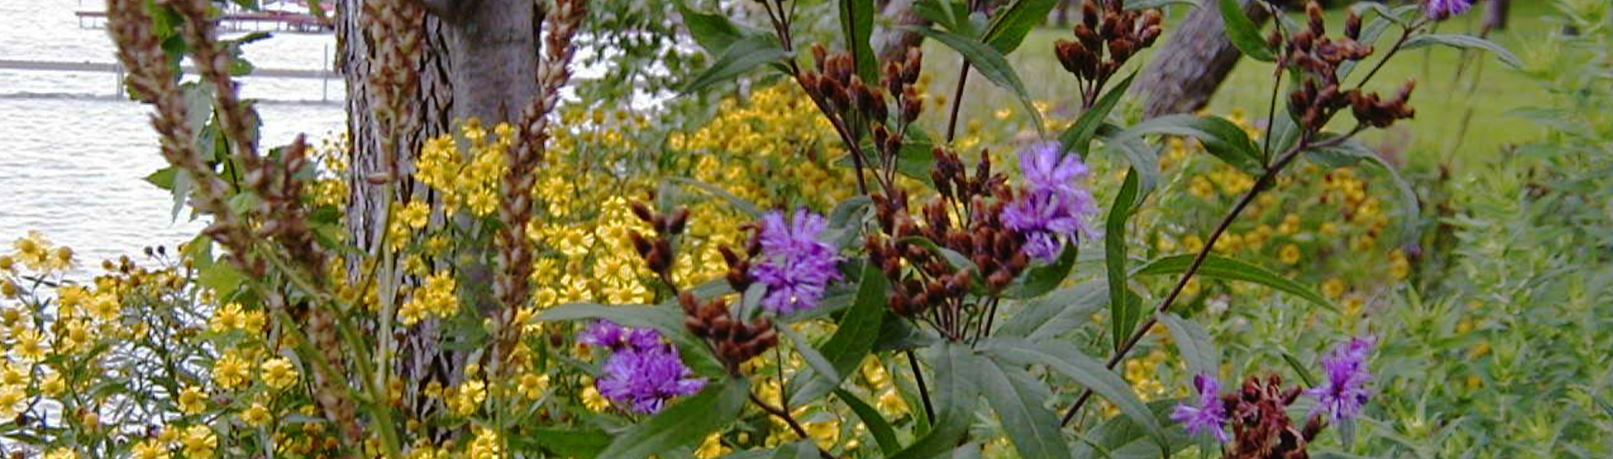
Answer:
749, 210, 843, 315
1170, 373, 1229, 443
1002, 141, 1098, 261
1306, 336, 1375, 422
596, 344, 707, 414
1424, 0, 1472, 20
579, 320, 663, 352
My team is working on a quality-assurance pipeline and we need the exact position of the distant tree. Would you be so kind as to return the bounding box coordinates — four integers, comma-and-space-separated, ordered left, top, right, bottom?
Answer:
1131, 0, 1278, 117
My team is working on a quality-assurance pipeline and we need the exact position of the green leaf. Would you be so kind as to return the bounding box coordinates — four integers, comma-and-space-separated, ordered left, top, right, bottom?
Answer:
536, 302, 724, 376
677, 3, 758, 56
980, 355, 1073, 459
1099, 123, 1161, 197
913, 0, 972, 36
1306, 137, 1420, 241
985, 0, 1059, 54
836, 389, 902, 456
981, 338, 1168, 453
1156, 312, 1218, 377
595, 379, 749, 459
839, 0, 879, 83
778, 322, 840, 383
874, 313, 942, 351
1001, 243, 1078, 299
788, 262, 888, 405
669, 177, 763, 218
515, 428, 612, 459
908, 26, 1046, 135
900, 237, 980, 278
1403, 33, 1523, 69
1115, 114, 1263, 174
1072, 400, 1191, 459
1132, 254, 1336, 311
169, 168, 195, 221
891, 343, 980, 459
1281, 352, 1317, 387
196, 260, 245, 299
996, 280, 1107, 342
683, 36, 789, 94
1218, 0, 1275, 62
1106, 169, 1141, 349
1060, 73, 1136, 158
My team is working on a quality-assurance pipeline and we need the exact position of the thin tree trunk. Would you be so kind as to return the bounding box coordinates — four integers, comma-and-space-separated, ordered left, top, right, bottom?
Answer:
1131, 0, 1273, 117
338, 0, 539, 434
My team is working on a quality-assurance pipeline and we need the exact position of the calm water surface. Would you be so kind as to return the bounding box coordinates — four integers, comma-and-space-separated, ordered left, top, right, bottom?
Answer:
0, 0, 345, 274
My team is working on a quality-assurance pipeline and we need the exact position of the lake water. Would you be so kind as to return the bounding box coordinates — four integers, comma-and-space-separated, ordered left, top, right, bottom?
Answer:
0, 0, 345, 273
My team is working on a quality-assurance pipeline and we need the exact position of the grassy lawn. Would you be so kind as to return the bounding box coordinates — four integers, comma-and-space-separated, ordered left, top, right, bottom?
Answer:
919, 1, 1559, 168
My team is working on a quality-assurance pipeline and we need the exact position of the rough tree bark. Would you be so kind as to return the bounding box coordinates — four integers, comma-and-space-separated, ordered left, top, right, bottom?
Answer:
1130, 0, 1274, 117
337, 0, 539, 426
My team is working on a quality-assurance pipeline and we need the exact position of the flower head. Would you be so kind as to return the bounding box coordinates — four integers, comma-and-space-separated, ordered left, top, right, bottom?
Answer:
750, 210, 843, 315
596, 344, 706, 413
579, 320, 661, 351
1306, 336, 1375, 421
1424, 0, 1472, 20
1170, 373, 1229, 443
1002, 141, 1098, 261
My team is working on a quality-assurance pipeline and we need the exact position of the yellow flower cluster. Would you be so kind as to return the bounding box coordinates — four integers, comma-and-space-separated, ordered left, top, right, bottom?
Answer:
398, 269, 458, 325
416, 119, 509, 217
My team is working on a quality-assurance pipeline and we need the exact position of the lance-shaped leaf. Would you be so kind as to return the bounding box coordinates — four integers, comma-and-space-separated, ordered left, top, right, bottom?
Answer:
1157, 312, 1219, 377
1114, 114, 1264, 174
683, 36, 789, 94
984, 0, 1059, 54
1403, 33, 1523, 69
836, 389, 902, 456
1132, 254, 1336, 311
1106, 169, 1141, 349
1060, 73, 1136, 158
908, 26, 1046, 135
1218, 0, 1275, 62
595, 379, 750, 459
839, 0, 879, 82
890, 342, 981, 459
980, 353, 1073, 459
981, 338, 1168, 454
788, 262, 888, 405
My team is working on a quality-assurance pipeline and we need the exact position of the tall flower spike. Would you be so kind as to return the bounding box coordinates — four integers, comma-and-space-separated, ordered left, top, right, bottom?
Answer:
1171, 373, 1230, 443
750, 210, 843, 315
1306, 336, 1375, 422
1002, 141, 1098, 261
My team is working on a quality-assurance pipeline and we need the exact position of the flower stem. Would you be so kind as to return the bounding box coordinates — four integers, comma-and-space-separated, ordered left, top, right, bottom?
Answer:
1058, 130, 1357, 427
905, 349, 936, 422
749, 393, 836, 459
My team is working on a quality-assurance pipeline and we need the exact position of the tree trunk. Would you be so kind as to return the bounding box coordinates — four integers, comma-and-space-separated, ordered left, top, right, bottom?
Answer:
337, 0, 539, 427
1130, 0, 1273, 117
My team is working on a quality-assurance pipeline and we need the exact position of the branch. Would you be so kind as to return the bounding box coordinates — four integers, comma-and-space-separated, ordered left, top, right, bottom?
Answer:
749, 393, 836, 459
1059, 128, 1360, 427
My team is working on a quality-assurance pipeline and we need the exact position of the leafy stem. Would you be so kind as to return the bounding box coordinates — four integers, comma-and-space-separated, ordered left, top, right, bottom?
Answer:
1059, 126, 1363, 427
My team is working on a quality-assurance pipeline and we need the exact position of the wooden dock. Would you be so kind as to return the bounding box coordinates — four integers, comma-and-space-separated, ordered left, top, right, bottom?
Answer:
0, 59, 341, 103
74, 10, 333, 34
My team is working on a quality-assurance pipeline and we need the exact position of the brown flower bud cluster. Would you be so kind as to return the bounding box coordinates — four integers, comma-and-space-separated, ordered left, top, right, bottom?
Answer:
1222, 375, 1328, 459
865, 148, 1027, 338
625, 201, 777, 374
1054, 0, 1163, 106
678, 292, 778, 373
626, 200, 689, 280
801, 44, 924, 178
1282, 2, 1414, 131
250, 135, 329, 284
106, 0, 260, 277
717, 229, 761, 295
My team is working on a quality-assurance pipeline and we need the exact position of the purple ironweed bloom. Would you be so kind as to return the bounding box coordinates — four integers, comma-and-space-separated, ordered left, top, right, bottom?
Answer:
1002, 141, 1098, 261
596, 344, 707, 414
1306, 336, 1375, 422
749, 210, 843, 315
1171, 373, 1230, 443
1424, 0, 1472, 20
578, 320, 662, 352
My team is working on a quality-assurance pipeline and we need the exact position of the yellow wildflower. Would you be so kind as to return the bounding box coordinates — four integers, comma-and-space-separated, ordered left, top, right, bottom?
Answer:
262, 357, 299, 390
212, 350, 250, 390
178, 386, 207, 415
182, 425, 216, 459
